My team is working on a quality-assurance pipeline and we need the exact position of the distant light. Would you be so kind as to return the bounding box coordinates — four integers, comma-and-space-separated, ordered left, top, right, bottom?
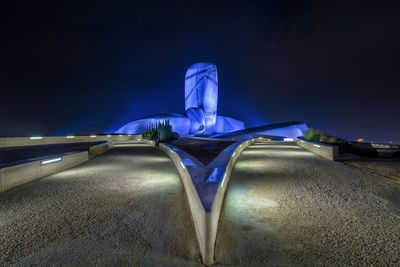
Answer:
41, 157, 62, 165
314, 144, 321, 148
90, 135, 96, 138
66, 136, 75, 139
300, 140, 304, 143
357, 138, 364, 142
284, 138, 294, 141
30, 136, 42, 140
180, 162, 186, 169
221, 173, 227, 188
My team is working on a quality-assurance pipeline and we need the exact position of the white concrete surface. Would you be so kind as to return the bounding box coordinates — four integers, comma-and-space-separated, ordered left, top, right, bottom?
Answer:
159, 137, 266, 264
0, 135, 141, 148
0, 151, 88, 193
89, 141, 113, 156
297, 138, 339, 160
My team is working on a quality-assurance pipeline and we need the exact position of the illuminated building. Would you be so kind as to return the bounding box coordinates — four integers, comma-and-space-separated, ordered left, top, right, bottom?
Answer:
115, 62, 308, 140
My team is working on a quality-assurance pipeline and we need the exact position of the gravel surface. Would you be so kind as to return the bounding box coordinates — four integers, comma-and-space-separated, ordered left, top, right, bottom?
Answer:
215, 141, 400, 266
0, 144, 201, 266
345, 160, 400, 183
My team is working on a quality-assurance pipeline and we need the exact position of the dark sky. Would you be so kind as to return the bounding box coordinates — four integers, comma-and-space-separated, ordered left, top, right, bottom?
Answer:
1, 1, 399, 142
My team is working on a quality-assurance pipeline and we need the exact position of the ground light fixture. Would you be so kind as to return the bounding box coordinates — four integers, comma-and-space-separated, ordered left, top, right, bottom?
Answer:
314, 144, 321, 148
180, 161, 186, 169
30, 136, 43, 140
41, 157, 62, 165
66, 136, 75, 138
220, 173, 227, 188
284, 138, 294, 141
90, 135, 96, 138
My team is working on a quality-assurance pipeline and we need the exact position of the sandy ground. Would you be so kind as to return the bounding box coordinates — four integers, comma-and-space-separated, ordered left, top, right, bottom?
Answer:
345, 160, 400, 183
215, 141, 400, 266
0, 144, 201, 266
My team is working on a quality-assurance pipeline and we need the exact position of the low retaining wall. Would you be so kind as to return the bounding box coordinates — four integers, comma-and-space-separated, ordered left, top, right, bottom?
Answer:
159, 137, 265, 264
297, 138, 338, 160
0, 151, 88, 193
89, 141, 113, 156
0, 135, 141, 148
113, 139, 156, 147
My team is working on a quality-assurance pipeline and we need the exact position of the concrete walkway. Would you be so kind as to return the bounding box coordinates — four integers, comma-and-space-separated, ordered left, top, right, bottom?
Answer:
215, 141, 400, 265
0, 144, 201, 266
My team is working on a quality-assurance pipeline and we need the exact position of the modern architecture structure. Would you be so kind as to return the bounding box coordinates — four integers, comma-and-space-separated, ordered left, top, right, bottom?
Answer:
116, 62, 308, 140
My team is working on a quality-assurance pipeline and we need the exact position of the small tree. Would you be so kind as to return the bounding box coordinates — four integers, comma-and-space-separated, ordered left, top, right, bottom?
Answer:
141, 118, 179, 142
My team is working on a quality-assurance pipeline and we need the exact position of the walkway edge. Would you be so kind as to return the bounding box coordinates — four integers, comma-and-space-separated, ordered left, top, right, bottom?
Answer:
297, 138, 338, 160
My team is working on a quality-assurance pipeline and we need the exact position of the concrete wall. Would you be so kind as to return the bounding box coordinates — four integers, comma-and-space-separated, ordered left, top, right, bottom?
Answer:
113, 139, 156, 147
89, 141, 113, 156
159, 137, 266, 265
0, 135, 141, 148
0, 151, 88, 193
297, 138, 339, 160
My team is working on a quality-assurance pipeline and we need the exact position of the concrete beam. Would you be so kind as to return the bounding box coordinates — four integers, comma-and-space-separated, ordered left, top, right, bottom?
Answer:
297, 138, 339, 160
159, 137, 265, 264
1, 135, 141, 148
89, 141, 113, 156
0, 151, 88, 193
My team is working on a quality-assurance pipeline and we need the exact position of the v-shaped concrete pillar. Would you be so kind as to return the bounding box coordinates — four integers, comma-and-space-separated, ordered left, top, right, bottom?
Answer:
159, 137, 267, 264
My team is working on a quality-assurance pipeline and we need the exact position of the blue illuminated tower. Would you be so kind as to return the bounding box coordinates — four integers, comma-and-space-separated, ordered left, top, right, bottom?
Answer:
184, 63, 218, 136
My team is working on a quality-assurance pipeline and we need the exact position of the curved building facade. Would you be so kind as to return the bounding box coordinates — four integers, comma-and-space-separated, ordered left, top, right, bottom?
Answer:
185, 63, 218, 135
115, 62, 307, 140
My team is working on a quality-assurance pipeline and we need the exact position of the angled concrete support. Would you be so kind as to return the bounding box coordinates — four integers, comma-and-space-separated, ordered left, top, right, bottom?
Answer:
159, 137, 265, 264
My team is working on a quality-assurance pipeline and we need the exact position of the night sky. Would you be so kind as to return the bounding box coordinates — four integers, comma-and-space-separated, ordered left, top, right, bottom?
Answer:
1, 1, 399, 142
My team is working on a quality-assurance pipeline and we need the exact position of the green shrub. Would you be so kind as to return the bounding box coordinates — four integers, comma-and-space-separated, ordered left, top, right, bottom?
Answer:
141, 118, 179, 142
304, 128, 372, 155
305, 129, 345, 145
305, 128, 321, 142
